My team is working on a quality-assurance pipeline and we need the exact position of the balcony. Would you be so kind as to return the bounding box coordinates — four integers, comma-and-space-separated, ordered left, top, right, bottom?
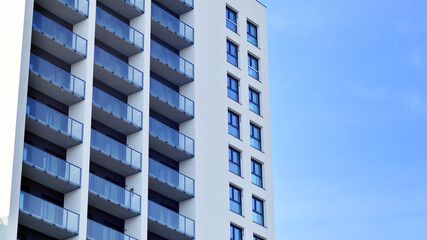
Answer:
151, 4, 193, 50
32, 11, 87, 64
90, 129, 141, 176
88, 173, 141, 219
147, 200, 195, 240
87, 219, 137, 240
149, 117, 194, 162
150, 78, 194, 123
97, 0, 144, 20
35, 0, 88, 24
154, 0, 193, 15
19, 191, 79, 239
92, 87, 142, 135
150, 40, 194, 86
96, 7, 144, 57
29, 54, 85, 106
22, 143, 81, 193
148, 159, 194, 202
25, 98, 83, 149
94, 46, 143, 95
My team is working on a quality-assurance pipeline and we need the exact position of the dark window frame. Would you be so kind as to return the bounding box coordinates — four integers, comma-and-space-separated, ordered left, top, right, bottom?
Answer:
230, 224, 243, 240
251, 160, 263, 187
228, 111, 240, 138
227, 74, 239, 102
248, 54, 259, 80
250, 123, 262, 150
252, 197, 264, 226
249, 88, 260, 114
247, 21, 258, 46
227, 40, 239, 67
229, 185, 242, 215
226, 7, 238, 32
229, 147, 241, 176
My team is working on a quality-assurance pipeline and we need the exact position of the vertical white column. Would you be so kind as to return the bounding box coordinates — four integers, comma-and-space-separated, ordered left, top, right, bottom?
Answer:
64, 1, 97, 239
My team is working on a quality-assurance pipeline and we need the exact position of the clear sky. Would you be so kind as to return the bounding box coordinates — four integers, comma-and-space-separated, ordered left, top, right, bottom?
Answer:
267, 0, 427, 239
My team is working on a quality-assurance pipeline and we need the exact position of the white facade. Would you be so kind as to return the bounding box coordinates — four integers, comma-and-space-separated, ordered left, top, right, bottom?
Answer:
0, 0, 274, 239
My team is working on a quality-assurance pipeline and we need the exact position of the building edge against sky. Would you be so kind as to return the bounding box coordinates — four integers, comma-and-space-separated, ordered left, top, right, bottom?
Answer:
0, 0, 274, 239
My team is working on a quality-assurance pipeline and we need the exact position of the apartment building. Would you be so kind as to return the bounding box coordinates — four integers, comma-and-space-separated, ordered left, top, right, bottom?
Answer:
0, 0, 274, 239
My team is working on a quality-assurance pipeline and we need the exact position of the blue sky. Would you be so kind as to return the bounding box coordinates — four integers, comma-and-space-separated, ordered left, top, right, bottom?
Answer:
267, 0, 427, 239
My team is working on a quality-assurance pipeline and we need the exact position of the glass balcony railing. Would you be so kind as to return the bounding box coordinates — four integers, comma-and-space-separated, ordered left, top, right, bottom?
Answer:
26, 98, 83, 142
180, 0, 193, 8
87, 219, 137, 240
93, 87, 142, 128
125, 0, 144, 12
33, 11, 87, 57
23, 143, 81, 186
151, 40, 194, 80
60, 0, 89, 16
94, 46, 143, 89
96, 7, 144, 50
19, 191, 79, 234
148, 200, 195, 238
89, 173, 141, 213
90, 129, 142, 170
151, 4, 194, 43
149, 158, 194, 195
30, 54, 85, 98
149, 117, 194, 156
150, 78, 194, 117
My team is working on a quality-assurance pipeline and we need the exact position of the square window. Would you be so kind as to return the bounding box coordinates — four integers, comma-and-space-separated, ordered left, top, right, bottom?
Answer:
227, 40, 239, 67
251, 160, 263, 187
250, 123, 262, 150
249, 88, 260, 114
247, 21, 258, 46
226, 7, 238, 32
228, 75, 239, 102
248, 54, 259, 80
229, 147, 241, 175
252, 197, 264, 226
230, 224, 243, 240
230, 185, 242, 215
228, 111, 240, 138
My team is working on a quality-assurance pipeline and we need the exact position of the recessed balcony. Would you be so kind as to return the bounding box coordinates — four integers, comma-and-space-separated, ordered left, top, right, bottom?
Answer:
32, 11, 87, 64
150, 40, 194, 87
96, 7, 144, 57
149, 117, 194, 162
151, 3, 193, 50
87, 219, 137, 240
97, 0, 144, 20
148, 158, 194, 202
90, 129, 142, 176
94, 46, 143, 95
35, 0, 88, 24
147, 200, 195, 240
19, 191, 79, 239
92, 87, 142, 135
25, 98, 83, 149
29, 54, 85, 106
22, 143, 81, 193
154, 0, 193, 15
88, 173, 141, 219
150, 78, 194, 123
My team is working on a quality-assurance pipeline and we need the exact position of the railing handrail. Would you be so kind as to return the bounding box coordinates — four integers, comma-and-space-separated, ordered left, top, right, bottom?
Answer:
124, 0, 145, 12
149, 117, 195, 144
150, 40, 194, 79
91, 129, 141, 154
94, 45, 144, 87
92, 87, 142, 127
151, 3, 194, 42
148, 158, 195, 194
96, 7, 144, 49
23, 143, 82, 185
149, 77, 194, 116
87, 219, 137, 240
29, 53, 86, 98
59, 0, 89, 16
178, 0, 193, 8
148, 199, 195, 225
27, 97, 84, 126
33, 11, 87, 56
